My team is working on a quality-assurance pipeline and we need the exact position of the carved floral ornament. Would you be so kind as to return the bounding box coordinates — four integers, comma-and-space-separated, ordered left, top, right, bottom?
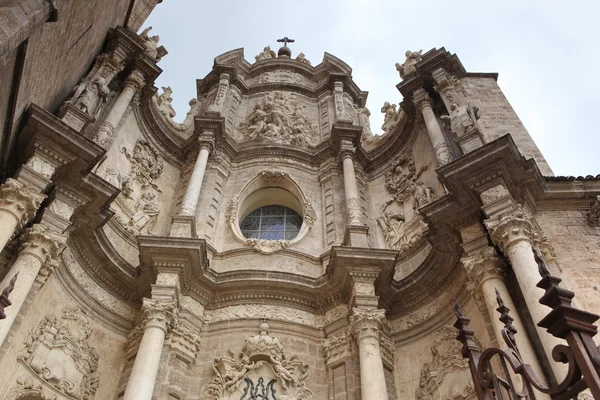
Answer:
226, 167, 317, 255
202, 322, 313, 400
15, 307, 99, 400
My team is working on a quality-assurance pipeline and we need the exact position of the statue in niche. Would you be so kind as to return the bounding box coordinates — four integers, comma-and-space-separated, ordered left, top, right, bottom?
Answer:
155, 86, 176, 118
396, 49, 423, 79
140, 26, 167, 61
238, 92, 318, 147
71, 76, 109, 118
295, 52, 312, 66
255, 46, 276, 61
381, 101, 401, 134
441, 102, 481, 137
128, 188, 160, 235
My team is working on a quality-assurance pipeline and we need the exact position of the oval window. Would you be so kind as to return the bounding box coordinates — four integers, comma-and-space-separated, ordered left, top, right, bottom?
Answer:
240, 205, 303, 241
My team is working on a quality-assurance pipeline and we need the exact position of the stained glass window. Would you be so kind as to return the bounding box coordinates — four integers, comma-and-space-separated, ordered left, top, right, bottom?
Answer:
240, 205, 302, 241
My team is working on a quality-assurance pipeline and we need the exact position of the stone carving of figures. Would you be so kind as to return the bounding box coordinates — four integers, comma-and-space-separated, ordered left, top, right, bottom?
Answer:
358, 107, 375, 142
105, 168, 133, 197
72, 76, 109, 118
223, 355, 254, 391
412, 181, 435, 210
395, 49, 423, 79
295, 52, 312, 66
140, 26, 167, 61
377, 209, 407, 250
381, 101, 400, 133
155, 86, 176, 118
129, 191, 160, 235
179, 98, 202, 129
440, 102, 480, 137
272, 356, 297, 392
255, 46, 276, 62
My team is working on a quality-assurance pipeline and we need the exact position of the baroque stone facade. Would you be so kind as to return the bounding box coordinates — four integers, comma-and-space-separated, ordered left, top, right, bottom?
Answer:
0, 9, 599, 400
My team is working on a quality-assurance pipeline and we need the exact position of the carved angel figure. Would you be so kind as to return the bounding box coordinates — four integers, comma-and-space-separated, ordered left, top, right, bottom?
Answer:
381, 101, 400, 133
72, 76, 109, 118
271, 356, 297, 392
255, 46, 276, 61
396, 49, 423, 79
140, 26, 167, 61
441, 102, 480, 137
155, 86, 176, 118
295, 52, 312, 66
223, 355, 254, 391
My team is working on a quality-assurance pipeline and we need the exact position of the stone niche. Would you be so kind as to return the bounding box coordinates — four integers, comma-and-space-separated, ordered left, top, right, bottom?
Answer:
202, 322, 314, 400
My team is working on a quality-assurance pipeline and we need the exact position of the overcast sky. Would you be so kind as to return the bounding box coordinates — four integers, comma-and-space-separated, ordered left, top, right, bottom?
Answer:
145, 0, 599, 177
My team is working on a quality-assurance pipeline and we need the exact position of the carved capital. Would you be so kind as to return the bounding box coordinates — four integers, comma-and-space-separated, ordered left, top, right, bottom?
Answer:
323, 332, 351, 366
461, 247, 506, 288
123, 70, 145, 92
485, 212, 535, 252
434, 142, 453, 166
0, 179, 46, 228
533, 234, 558, 265
170, 324, 202, 361
140, 298, 179, 333
413, 88, 434, 113
198, 134, 215, 153
431, 68, 454, 95
19, 224, 67, 265
339, 139, 356, 161
348, 308, 386, 343
91, 120, 115, 148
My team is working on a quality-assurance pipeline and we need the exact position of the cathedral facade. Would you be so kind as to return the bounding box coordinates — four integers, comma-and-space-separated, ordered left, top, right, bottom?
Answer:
0, 4, 599, 400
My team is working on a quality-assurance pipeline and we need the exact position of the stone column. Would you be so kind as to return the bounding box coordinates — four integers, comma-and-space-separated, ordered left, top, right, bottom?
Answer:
349, 308, 389, 400
92, 70, 145, 148
180, 134, 215, 216
123, 298, 178, 400
413, 88, 453, 166
340, 140, 362, 226
485, 214, 568, 379
0, 179, 46, 254
0, 224, 66, 346
462, 247, 547, 385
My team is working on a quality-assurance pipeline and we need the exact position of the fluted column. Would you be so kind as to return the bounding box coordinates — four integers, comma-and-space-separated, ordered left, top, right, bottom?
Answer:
180, 134, 215, 216
123, 298, 179, 400
462, 247, 547, 386
0, 224, 66, 346
340, 140, 362, 226
349, 308, 388, 400
0, 179, 46, 254
413, 88, 453, 166
486, 214, 568, 379
92, 70, 145, 148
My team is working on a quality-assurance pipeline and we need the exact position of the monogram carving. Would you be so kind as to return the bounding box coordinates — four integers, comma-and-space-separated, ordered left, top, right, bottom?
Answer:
202, 322, 313, 400
415, 325, 477, 400
19, 307, 99, 400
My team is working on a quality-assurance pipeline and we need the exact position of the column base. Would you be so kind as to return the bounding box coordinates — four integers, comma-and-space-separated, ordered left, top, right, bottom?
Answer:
169, 215, 197, 238
344, 225, 369, 247
59, 103, 94, 132
455, 127, 484, 154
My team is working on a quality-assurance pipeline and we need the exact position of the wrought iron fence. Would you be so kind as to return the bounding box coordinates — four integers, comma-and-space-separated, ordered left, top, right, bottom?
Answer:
454, 251, 600, 399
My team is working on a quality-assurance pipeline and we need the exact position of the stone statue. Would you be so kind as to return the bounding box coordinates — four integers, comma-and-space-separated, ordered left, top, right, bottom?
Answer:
377, 209, 408, 250
223, 355, 254, 391
140, 26, 167, 61
255, 46, 276, 62
441, 102, 480, 137
412, 181, 435, 210
129, 191, 160, 235
295, 52, 311, 66
358, 107, 375, 142
381, 101, 400, 133
155, 86, 176, 118
71, 76, 109, 118
396, 49, 423, 79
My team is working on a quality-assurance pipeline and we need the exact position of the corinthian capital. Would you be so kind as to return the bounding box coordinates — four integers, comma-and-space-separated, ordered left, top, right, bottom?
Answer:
0, 179, 46, 228
124, 70, 145, 92
339, 139, 356, 161
348, 308, 386, 343
198, 133, 215, 153
19, 224, 67, 265
140, 298, 179, 333
413, 88, 434, 113
462, 247, 506, 288
484, 212, 534, 253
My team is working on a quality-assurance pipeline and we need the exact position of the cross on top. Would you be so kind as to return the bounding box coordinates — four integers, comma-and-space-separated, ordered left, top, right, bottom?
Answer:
277, 37, 295, 47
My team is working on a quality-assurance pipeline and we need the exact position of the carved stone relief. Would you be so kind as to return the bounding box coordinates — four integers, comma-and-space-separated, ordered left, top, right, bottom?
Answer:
381, 101, 401, 134
202, 322, 313, 400
100, 139, 164, 236
440, 103, 481, 138
255, 46, 276, 62
377, 153, 435, 253
395, 49, 423, 79
139, 26, 167, 61
8, 375, 58, 400
415, 325, 477, 400
237, 92, 318, 147
26, 155, 56, 179
295, 53, 311, 66
588, 195, 600, 226
18, 307, 99, 400
154, 86, 176, 118
259, 70, 303, 85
